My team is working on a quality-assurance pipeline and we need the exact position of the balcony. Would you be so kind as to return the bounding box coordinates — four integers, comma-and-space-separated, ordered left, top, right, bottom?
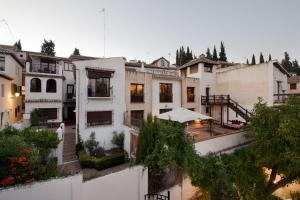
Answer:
87, 86, 112, 98
187, 94, 195, 102
159, 94, 173, 103
131, 94, 144, 103
29, 63, 59, 74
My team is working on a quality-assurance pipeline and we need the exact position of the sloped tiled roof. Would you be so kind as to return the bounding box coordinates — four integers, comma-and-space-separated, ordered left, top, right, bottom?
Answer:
288, 75, 300, 84
179, 57, 219, 69
0, 47, 25, 68
69, 55, 100, 61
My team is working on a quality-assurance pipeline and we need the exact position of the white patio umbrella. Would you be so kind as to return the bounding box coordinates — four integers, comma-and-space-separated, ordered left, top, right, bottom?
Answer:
156, 107, 213, 123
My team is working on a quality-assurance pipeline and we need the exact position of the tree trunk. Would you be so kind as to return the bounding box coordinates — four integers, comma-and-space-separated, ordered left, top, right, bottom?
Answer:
266, 164, 278, 193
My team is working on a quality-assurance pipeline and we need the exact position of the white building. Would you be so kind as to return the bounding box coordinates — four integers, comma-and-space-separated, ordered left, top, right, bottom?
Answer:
180, 56, 290, 124
73, 57, 127, 149
0, 47, 24, 128
24, 53, 65, 125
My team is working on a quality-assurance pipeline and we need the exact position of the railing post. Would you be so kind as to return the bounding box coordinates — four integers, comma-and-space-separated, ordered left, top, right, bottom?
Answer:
227, 94, 230, 103
167, 191, 170, 200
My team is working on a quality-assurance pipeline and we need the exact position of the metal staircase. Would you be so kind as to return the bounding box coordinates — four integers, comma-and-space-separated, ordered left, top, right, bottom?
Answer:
201, 95, 251, 122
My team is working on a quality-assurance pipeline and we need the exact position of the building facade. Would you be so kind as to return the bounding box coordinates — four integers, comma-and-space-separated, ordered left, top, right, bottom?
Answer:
0, 48, 24, 128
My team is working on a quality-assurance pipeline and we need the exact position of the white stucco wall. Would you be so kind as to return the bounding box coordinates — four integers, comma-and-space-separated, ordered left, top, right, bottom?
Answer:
0, 166, 148, 200
74, 57, 126, 149
194, 132, 248, 155
152, 78, 181, 116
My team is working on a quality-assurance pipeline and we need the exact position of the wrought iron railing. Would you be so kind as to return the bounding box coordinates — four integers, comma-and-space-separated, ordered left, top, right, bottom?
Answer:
30, 63, 59, 74
145, 191, 170, 200
160, 94, 173, 103
131, 94, 144, 103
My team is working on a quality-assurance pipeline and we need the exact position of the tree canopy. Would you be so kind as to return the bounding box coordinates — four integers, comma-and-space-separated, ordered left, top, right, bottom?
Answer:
212, 46, 218, 61
218, 41, 227, 62
41, 39, 55, 56
175, 46, 194, 66
251, 54, 256, 65
13, 40, 22, 51
282, 52, 300, 75
206, 48, 212, 60
72, 48, 80, 56
259, 52, 265, 63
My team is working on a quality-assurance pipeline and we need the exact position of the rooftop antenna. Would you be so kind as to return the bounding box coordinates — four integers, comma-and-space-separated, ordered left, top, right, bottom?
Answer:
0, 19, 16, 42
98, 9, 106, 57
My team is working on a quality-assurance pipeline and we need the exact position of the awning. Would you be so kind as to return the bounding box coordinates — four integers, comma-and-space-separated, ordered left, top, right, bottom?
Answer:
156, 107, 213, 123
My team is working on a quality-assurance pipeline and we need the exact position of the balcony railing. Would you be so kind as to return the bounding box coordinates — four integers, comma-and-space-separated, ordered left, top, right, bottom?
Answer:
160, 94, 173, 103
131, 94, 144, 103
88, 86, 111, 98
273, 93, 300, 104
30, 63, 59, 74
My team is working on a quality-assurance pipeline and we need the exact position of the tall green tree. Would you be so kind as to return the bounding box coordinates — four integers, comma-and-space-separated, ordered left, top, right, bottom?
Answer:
175, 46, 194, 66
41, 39, 55, 56
246, 59, 249, 65
72, 48, 80, 56
13, 40, 22, 51
259, 52, 264, 63
268, 54, 272, 61
247, 97, 300, 194
251, 54, 256, 65
212, 46, 218, 61
219, 41, 227, 62
281, 52, 292, 71
206, 48, 212, 60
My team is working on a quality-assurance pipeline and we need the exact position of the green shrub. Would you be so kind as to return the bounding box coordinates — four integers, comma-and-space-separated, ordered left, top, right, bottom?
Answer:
93, 147, 105, 158
111, 131, 124, 150
79, 150, 125, 170
84, 132, 99, 156
76, 133, 84, 157
30, 109, 47, 126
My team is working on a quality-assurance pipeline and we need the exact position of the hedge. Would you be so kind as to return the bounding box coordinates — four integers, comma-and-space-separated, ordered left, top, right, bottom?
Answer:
79, 151, 125, 170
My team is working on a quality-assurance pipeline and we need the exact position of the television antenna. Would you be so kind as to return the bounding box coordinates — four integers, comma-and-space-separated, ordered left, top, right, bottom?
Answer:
0, 19, 16, 42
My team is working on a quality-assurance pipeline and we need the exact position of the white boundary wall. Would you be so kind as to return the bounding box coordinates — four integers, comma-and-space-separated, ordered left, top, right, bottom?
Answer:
0, 166, 147, 200
195, 132, 248, 155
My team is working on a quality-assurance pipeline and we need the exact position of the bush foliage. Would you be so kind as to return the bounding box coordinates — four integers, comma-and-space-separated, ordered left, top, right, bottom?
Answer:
111, 131, 124, 150
0, 126, 59, 187
79, 150, 125, 170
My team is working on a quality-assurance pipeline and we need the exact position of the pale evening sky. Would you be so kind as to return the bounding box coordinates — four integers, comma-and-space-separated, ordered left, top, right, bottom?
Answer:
0, 0, 299, 64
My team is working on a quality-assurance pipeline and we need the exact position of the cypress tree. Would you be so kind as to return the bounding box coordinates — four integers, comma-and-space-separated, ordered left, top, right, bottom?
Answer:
281, 52, 292, 72
13, 40, 22, 51
206, 48, 212, 60
212, 46, 218, 61
268, 54, 272, 61
251, 54, 256, 65
246, 59, 249, 65
219, 41, 227, 62
259, 52, 264, 63
176, 49, 179, 65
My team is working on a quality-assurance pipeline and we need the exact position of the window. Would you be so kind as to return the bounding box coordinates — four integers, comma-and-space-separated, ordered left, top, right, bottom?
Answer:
190, 65, 198, 74
30, 78, 41, 92
1, 84, 4, 97
87, 111, 112, 127
130, 84, 144, 103
15, 108, 17, 118
187, 87, 195, 102
188, 108, 195, 111
159, 109, 172, 114
205, 106, 210, 114
64, 62, 74, 71
290, 83, 297, 90
87, 68, 113, 97
0, 56, 5, 71
38, 59, 57, 74
203, 63, 213, 73
160, 83, 172, 102
0, 112, 3, 128
67, 84, 74, 99
131, 110, 144, 127
46, 79, 57, 93
161, 60, 165, 67
11, 83, 17, 97
39, 108, 57, 120
18, 106, 20, 113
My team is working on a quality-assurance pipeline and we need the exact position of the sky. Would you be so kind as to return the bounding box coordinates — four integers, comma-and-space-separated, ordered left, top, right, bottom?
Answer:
0, 0, 299, 64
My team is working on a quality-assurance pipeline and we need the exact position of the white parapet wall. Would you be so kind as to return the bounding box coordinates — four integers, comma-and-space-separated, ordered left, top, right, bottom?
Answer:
0, 166, 148, 200
194, 131, 248, 155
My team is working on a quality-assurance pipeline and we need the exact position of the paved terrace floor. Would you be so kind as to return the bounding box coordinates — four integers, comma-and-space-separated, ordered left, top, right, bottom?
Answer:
186, 123, 242, 143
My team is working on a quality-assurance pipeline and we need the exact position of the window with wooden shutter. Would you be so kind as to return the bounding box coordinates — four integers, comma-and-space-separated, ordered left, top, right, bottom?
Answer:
86, 111, 112, 127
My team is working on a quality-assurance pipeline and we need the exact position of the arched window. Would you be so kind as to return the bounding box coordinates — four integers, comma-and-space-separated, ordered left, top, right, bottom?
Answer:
30, 78, 41, 92
46, 79, 56, 93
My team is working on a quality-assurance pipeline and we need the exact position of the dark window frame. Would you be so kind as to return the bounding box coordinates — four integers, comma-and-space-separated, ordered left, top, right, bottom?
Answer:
159, 83, 173, 103
67, 84, 75, 99
130, 83, 144, 103
46, 79, 57, 93
131, 110, 144, 127
159, 108, 172, 114
187, 87, 195, 102
86, 111, 113, 127
203, 63, 213, 73
88, 77, 111, 97
30, 78, 41, 92
290, 83, 297, 90
0, 56, 5, 71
